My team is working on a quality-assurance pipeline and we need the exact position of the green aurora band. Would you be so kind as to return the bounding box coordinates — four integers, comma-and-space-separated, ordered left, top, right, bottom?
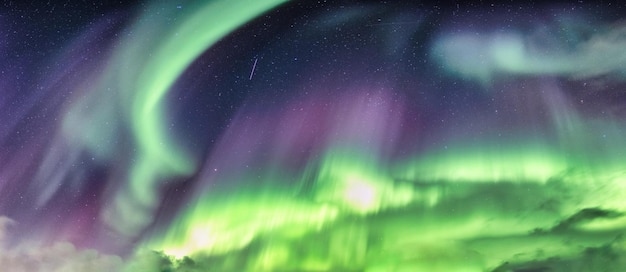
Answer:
141, 138, 626, 271
140, 103, 626, 270
62, 0, 289, 238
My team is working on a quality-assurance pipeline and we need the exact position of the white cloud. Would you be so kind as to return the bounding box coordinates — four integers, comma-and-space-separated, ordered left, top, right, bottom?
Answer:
0, 216, 123, 272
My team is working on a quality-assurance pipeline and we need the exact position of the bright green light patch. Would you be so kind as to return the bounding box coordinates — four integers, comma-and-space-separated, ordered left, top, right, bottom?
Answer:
344, 179, 377, 209
149, 189, 340, 259
395, 141, 570, 183
312, 148, 414, 214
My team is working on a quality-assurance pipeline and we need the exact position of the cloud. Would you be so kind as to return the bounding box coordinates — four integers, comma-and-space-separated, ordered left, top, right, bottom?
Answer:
0, 216, 13, 244
0, 216, 123, 272
432, 23, 626, 84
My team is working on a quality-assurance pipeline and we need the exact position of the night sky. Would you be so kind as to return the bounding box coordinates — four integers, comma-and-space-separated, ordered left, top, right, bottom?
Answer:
2, 1, 626, 271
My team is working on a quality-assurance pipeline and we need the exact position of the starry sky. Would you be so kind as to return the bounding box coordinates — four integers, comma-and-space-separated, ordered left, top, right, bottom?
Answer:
2, 0, 626, 271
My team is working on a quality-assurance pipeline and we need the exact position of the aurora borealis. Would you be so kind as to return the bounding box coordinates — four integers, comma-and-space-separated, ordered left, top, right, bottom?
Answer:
2, 0, 626, 271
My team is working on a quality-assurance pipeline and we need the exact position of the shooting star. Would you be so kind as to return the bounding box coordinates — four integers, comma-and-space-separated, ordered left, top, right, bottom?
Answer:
249, 58, 258, 80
